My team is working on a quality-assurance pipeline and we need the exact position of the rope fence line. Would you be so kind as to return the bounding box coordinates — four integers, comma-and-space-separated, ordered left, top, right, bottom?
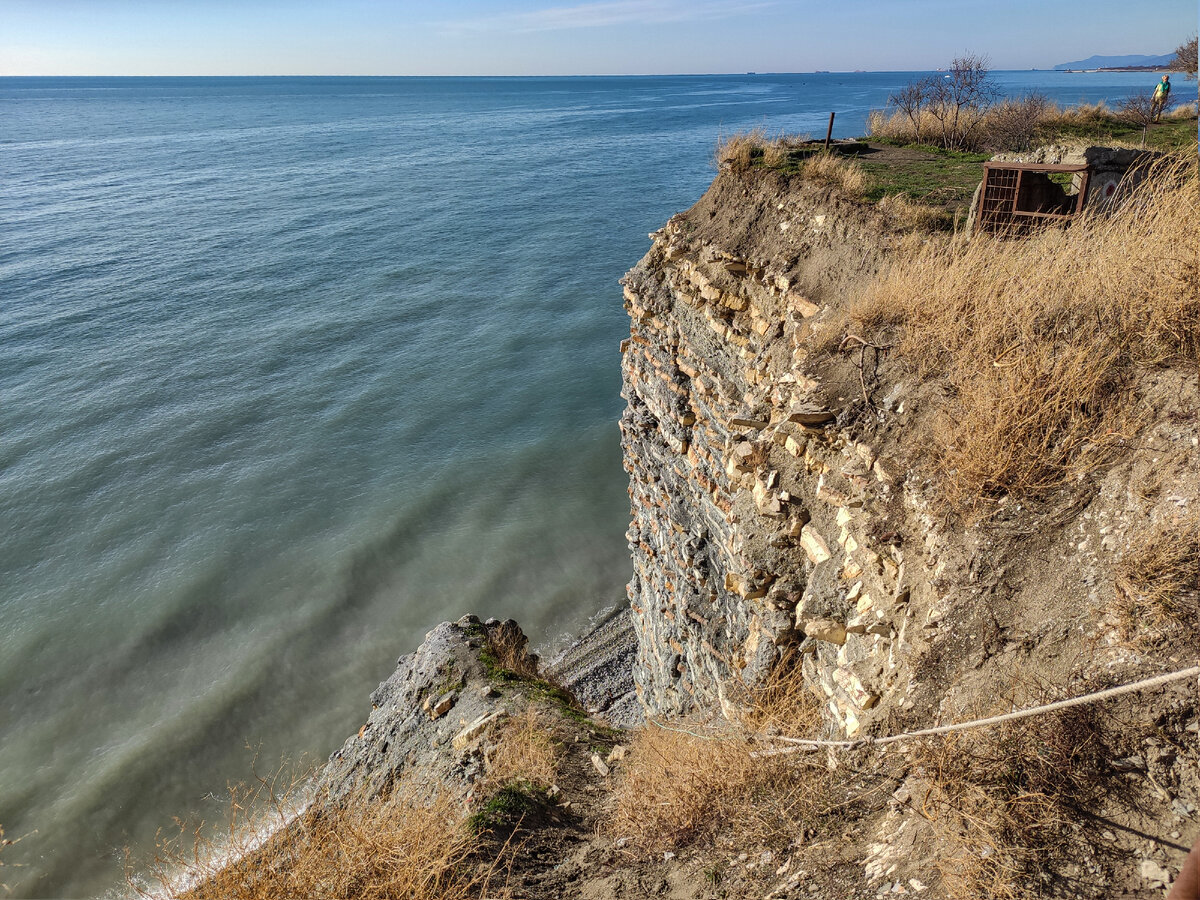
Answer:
649, 665, 1200, 756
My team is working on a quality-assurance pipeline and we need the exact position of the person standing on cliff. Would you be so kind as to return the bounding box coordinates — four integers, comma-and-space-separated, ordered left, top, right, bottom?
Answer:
1150, 74, 1171, 122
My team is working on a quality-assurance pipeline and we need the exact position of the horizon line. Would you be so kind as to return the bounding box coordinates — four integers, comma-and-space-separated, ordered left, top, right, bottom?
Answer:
0, 68, 1105, 79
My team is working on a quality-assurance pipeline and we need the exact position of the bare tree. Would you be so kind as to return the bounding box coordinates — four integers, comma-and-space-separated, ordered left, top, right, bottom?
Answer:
984, 92, 1051, 151
1118, 93, 1170, 128
888, 80, 931, 143
1170, 34, 1197, 79
924, 54, 1001, 150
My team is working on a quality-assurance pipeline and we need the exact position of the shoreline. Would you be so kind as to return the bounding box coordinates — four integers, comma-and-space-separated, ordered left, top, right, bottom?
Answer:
545, 604, 642, 728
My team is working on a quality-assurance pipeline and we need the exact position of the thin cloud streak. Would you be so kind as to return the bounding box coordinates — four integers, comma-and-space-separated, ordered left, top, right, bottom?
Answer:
437, 0, 776, 34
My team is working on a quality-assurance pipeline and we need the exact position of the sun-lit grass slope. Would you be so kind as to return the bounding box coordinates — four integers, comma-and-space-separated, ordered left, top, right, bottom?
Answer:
850, 155, 1198, 510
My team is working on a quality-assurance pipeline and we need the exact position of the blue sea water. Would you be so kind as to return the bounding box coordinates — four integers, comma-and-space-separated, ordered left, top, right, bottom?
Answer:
0, 71, 1166, 897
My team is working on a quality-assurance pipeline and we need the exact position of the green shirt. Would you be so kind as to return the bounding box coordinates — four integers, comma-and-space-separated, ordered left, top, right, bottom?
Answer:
1154, 80, 1171, 97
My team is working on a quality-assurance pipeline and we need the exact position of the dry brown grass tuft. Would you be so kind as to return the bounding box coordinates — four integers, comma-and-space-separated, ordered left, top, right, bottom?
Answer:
1040, 100, 1112, 128
484, 707, 559, 792
802, 151, 868, 197
761, 140, 788, 168
1112, 514, 1200, 643
850, 155, 1199, 510
715, 131, 867, 197
608, 657, 830, 852
911, 705, 1105, 900
715, 127, 769, 171
877, 192, 949, 231
739, 650, 823, 740
129, 770, 498, 900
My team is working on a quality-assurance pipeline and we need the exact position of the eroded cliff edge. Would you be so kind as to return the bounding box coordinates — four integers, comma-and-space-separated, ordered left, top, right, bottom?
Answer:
619, 160, 1198, 752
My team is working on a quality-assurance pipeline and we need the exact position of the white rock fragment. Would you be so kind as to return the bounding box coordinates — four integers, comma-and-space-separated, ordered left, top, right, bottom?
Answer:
451, 710, 507, 750
800, 524, 832, 564
590, 753, 611, 777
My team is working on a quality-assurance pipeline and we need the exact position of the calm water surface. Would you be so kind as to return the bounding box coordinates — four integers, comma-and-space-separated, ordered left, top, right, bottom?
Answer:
0, 71, 1162, 896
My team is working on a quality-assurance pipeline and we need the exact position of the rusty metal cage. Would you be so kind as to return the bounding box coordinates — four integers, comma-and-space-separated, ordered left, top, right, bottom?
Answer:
976, 162, 1090, 234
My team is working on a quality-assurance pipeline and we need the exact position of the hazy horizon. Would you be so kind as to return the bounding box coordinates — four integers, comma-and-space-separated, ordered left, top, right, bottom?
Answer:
3, 0, 1193, 78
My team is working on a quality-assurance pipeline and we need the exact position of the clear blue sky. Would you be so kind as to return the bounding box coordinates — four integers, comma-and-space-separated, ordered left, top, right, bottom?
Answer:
2, 0, 1194, 76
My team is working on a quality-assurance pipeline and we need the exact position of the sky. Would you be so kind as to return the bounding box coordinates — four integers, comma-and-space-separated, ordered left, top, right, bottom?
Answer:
1, 0, 1195, 76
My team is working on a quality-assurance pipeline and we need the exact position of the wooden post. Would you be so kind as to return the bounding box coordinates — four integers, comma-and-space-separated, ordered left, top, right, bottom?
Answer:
824, 112, 835, 151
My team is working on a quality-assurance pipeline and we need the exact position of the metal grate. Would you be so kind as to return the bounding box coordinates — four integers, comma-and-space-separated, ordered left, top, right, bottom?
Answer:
978, 166, 1019, 231
976, 163, 1090, 235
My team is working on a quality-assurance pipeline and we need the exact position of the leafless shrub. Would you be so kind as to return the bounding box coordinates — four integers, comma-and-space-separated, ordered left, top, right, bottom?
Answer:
1117, 92, 1171, 128
1172, 33, 1198, 78
924, 55, 1000, 150
889, 80, 931, 143
983, 93, 1052, 151
874, 57, 1002, 150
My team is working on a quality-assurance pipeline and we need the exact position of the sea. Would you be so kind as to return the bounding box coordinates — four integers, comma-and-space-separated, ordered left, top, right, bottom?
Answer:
0, 70, 1163, 897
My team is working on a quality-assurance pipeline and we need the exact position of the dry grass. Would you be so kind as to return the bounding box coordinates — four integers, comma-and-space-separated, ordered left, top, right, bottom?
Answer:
128, 769, 500, 900
607, 657, 829, 852
870, 99, 1064, 150
849, 155, 1199, 510
911, 705, 1105, 900
715, 130, 867, 197
871, 99, 1199, 152
868, 107, 973, 147
715, 127, 770, 170
802, 151, 868, 197
484, 707, 559, 792
1112, 514, 1200, 643
876, 192, 949, 231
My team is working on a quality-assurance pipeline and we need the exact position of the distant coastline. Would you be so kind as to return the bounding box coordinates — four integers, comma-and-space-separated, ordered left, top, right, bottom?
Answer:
1058, 65, 1176, 73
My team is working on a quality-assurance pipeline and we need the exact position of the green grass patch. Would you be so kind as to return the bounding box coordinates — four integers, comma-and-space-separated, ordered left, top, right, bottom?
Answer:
868, 139, 990, 161
1037, 113, 1198, 153
858, 152, 988, 212
467, 784, 549, 835
479, 647, 593, 726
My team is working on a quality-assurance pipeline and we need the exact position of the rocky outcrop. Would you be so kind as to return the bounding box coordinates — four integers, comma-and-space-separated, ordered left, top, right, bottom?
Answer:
319, 615, 538, 805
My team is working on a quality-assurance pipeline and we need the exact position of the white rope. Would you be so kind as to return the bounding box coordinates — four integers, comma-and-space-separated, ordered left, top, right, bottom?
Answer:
757, 665, 1200, 755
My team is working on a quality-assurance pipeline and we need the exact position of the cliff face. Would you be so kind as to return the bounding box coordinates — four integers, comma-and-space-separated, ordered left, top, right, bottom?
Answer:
619, 168, 907, 724
619, 165, 1200, 741
617, 162, 1199, 893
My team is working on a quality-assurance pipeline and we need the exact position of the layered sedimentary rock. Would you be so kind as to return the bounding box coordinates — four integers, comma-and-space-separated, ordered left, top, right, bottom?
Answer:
619, 169, 913, 729
619, 161, 1200, 771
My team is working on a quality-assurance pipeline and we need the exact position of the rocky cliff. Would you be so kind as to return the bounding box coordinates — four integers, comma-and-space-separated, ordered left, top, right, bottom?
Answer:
616, 162, 1199, 896
620, 168, 915, 729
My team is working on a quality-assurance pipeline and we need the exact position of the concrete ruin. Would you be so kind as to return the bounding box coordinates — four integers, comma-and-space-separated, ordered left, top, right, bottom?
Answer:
971, 146, 1162, 233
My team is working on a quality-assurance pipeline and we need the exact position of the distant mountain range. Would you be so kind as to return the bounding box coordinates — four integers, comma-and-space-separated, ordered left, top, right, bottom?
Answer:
1054, 53, 1173, 70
